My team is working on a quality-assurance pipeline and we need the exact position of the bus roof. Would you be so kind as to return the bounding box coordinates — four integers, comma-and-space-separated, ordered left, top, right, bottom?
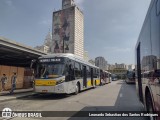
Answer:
39, 53, 99, 69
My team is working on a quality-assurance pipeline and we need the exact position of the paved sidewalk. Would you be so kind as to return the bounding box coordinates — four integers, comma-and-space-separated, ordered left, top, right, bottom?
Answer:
0, 88, 36, 102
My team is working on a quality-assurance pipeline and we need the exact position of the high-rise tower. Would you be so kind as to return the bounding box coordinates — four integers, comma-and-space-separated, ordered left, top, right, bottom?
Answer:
51, 0, 84, 58
62, 0, 75, 9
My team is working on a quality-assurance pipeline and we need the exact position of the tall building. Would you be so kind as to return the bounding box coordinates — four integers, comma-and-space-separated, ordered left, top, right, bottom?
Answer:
51, 0, 84, 58
95, 57, 107, 70
62, 0, 75, 9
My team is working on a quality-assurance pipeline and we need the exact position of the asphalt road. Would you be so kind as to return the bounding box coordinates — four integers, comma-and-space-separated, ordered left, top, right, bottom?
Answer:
0, 80, 149, 120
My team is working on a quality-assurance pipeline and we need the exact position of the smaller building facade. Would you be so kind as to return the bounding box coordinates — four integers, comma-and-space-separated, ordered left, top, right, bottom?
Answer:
0, 65, 34, 91
127, 64, 135, 71
88, 59, 95, 65
95, 57, 107, 70
115, 63, 127, 69
108, 63, 128, 79
83, 51, 89, 61
34, 45, 49, 53
34, 30, 52, 53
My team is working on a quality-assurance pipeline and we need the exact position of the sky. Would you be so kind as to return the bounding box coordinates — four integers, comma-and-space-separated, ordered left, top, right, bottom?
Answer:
0, 0, 151, 65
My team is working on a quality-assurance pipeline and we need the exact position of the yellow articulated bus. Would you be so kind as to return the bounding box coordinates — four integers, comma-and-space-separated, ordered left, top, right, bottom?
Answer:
32, 53, 101, 95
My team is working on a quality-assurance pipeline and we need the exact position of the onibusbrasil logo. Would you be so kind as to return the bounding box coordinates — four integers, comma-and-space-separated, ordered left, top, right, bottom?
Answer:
2, 108, 12, 118
1, 107, 42, 118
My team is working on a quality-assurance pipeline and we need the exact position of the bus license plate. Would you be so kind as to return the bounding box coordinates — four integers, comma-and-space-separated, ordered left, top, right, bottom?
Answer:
42, 90, 48, 92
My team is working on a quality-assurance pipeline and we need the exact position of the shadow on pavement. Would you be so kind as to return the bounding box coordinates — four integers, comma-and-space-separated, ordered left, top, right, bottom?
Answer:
17, 93, 70, 100
18, 87, 95, 101
68, 81, 148, 120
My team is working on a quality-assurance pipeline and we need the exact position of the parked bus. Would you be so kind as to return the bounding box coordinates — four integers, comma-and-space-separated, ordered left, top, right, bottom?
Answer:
32, 53, 101, 95
100, 70, 109, 85
108, 72, 112, 83
125, 70, 135, 84
100, 70, 110, 85
111, 74, 118, 81
135, 0, 160, 119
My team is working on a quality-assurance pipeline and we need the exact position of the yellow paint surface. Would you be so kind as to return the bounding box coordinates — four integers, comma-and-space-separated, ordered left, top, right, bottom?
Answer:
35, 80, 57, 86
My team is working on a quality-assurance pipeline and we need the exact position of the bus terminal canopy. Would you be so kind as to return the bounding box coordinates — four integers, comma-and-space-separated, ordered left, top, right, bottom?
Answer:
0, 37, 47, 67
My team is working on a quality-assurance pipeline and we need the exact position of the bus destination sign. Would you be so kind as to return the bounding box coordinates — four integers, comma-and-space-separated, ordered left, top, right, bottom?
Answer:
39, 58, 61, 63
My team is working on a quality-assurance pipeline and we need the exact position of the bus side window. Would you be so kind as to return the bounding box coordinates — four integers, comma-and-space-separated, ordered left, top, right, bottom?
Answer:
86, 66, 90, 78
74, 62, 81, 79
65, 61, 75, 81
70, 63, 75, 80
96, 69, 98, 78
153, 69, 160, 78
94, 69, 96, 78
93, 68, 96, 78
80, 64, 83, 77
97, 69, 100, 78
65, 64, 70, 82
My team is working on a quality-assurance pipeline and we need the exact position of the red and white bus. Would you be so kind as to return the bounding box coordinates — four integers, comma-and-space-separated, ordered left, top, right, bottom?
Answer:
135, 0, 160, 119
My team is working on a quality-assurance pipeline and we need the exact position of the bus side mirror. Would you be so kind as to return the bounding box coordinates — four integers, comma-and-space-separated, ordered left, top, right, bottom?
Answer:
30, 59, 36, 68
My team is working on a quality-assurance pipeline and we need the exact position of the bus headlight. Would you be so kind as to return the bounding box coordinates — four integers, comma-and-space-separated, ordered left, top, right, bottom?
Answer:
56, 79, 65, 85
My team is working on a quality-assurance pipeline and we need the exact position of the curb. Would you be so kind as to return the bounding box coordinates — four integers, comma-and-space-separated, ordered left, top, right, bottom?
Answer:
16, 93, 38, 99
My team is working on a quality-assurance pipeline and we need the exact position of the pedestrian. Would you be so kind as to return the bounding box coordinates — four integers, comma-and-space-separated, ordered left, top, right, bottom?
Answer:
10, 72, 17, 94
0, 74, 7, 91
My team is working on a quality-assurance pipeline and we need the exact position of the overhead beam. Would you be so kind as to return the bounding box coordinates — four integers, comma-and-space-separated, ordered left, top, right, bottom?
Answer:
0, 36, 47, 56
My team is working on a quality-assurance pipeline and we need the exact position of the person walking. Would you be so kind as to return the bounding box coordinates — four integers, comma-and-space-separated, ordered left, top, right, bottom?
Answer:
0, 74, 7, 91
10, 72, 17, 94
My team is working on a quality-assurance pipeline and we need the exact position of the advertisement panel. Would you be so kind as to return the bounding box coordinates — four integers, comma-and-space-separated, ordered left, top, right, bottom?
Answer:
52, 7, 74, 54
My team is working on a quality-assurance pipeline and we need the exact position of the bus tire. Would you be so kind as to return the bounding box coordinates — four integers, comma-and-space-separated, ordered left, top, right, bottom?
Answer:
146, 92, 155, 120
74, 83, 80, 95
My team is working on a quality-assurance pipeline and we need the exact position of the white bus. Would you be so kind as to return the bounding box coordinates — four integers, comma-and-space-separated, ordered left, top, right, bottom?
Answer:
108, 72, 112, 83
100, 70, 111, 85
33, 53, 101, 94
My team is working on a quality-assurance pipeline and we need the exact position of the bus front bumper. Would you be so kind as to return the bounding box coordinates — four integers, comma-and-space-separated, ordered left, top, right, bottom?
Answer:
34, 84, 66, 94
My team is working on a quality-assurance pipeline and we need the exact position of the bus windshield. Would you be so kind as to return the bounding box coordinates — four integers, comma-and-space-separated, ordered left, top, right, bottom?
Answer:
127, 71, 135, 79
37, 63, 65, 79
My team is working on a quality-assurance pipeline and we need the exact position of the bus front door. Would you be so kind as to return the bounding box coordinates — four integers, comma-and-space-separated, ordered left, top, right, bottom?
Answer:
91, 68, 93, 86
